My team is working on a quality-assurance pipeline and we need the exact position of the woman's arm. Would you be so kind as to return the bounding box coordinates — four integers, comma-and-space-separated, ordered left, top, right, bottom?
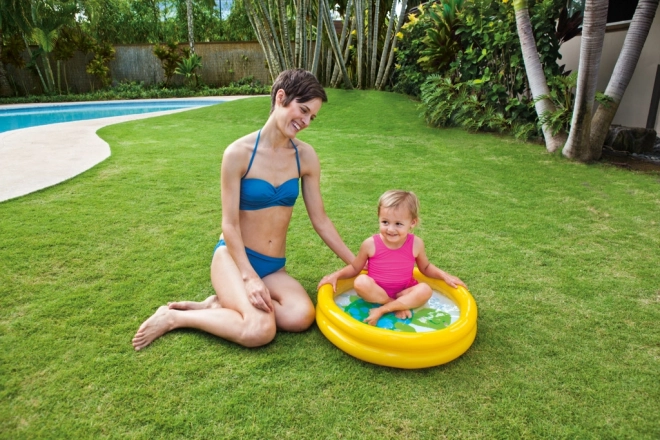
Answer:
414, 236, 467, 289
317, 238, 372, 291
221, 142, 273, 312
300, 145, 355, 265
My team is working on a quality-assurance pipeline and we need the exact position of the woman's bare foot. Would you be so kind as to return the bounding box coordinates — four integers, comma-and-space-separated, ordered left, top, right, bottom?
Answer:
168, 295, 220, 310
394, 309, 412, 320
132, 306, 174, 351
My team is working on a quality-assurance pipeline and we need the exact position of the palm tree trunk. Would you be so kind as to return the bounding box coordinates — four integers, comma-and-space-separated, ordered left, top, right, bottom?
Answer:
369, 0, 380, 88
332, 17, 355, 87
590, 0, 659, 151
311, 0, 324, 77
277, 0, 294, 69
563, 0, 608, 161
186, 0, 195, 53
376, 0, 407, 91
355, 0, 365, 88
513, 0, 566, 152
330, 0, 353, 85
246, 0, 281, 79
320, 0, 353, 88
375, 0, 398, 89
256, 0, 287, 73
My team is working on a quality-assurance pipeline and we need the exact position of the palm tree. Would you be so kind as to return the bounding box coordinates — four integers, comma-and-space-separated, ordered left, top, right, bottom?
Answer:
375, 0, 407, 90
513, 0, 566, 152
590, 0, 659, 152
562, 0, 608, 161
369, 0, 380, 87
320, 0, 353, 88
186, 0, 195, 52
374, 0, 399, 89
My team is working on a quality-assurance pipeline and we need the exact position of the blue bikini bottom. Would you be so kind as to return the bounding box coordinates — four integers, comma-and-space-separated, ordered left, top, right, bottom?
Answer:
214, 239, 286, 278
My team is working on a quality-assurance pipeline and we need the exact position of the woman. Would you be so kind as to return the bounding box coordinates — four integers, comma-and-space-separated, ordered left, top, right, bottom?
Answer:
132, 69, 354, 350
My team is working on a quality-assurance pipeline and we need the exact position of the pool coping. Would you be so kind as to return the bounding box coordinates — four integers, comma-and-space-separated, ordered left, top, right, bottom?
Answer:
0, 96, 260, 203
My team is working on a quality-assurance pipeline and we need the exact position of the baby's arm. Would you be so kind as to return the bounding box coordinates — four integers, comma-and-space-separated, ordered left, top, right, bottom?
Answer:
414, 237, 467, 288
317, 238, 372, 291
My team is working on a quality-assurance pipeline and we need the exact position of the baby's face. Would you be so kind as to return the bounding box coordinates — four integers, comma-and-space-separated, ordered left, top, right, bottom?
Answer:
378, 206, 417, 247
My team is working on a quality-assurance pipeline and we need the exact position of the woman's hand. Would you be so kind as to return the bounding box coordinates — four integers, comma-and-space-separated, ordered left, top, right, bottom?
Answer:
244, 277, 274, 313
317, 273, 339, 292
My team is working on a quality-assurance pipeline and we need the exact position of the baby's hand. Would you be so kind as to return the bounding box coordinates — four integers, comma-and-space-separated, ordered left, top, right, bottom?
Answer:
317, 273, 339, 292
443, 273, 467, 289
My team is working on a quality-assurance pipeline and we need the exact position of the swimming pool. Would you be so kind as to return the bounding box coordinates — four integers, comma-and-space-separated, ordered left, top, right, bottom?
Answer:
0, 99, 224, 133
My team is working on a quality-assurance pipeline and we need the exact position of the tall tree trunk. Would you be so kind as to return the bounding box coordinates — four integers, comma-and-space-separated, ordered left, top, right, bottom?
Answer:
332, 17, 355, 87
376, 0, 406, 90
590, 0, 659, 151
277, 0, 294, 69
375, 0, 398, 89
513, 0, 566, 152
320, 0, 353, 88
311, 0, 324, 77
246, 0, 281, 79
256, 0, 287, 73
331, 0, 354, 85
186, 0, 195, 53
356, 0, 365, 88
369, 0, 380, 88
562, 0, 608, 161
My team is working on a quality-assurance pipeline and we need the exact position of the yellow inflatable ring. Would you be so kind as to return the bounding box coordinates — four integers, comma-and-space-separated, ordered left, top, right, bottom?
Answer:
316, 268, 478, 369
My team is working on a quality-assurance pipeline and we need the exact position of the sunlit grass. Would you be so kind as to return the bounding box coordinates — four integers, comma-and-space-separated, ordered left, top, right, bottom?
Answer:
1, 89, 658, 438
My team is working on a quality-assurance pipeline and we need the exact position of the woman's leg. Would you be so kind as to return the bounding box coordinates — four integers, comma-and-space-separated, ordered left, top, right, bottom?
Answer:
262, 270, 316, 332
131, 247, 276, 351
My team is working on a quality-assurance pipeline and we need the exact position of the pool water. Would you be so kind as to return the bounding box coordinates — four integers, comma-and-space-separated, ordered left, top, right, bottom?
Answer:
0, 100, 224, 133
335, 289, 460, 332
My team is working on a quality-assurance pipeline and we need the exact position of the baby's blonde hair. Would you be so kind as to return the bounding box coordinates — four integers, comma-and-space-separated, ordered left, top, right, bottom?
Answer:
378, 190, 420, 221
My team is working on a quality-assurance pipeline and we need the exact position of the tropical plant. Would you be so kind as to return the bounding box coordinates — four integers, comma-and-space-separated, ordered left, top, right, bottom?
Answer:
0, 0, 32, 97
154, 42, 188, 86
175, 52, 203, 88
29, 0, 78, 94
85, 41, 115, 89
417, 0, 463, 73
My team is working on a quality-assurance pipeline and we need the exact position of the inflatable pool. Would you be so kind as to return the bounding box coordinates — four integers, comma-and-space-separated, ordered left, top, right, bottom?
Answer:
316, 268, 478, 369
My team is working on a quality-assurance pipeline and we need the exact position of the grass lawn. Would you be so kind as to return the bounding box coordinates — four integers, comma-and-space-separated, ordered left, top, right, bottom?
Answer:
1, 89, 659, 439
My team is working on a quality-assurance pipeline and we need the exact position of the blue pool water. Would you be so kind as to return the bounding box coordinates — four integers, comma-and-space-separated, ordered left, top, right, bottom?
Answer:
0, 100, 224, 133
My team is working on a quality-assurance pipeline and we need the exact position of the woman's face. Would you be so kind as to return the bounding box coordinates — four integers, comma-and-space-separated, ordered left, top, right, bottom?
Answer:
275, 90, 322, 138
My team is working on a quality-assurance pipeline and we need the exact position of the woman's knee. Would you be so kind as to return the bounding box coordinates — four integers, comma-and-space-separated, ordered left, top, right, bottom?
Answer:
277, 301, 315, 333
239, 314, 277, 348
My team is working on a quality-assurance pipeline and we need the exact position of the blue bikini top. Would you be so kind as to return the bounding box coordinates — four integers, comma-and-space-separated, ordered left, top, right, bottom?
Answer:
239, 130, 301, 211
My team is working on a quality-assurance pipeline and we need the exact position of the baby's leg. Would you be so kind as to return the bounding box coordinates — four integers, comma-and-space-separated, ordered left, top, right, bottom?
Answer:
365, 283, 433, 325
353, 274, 392, 305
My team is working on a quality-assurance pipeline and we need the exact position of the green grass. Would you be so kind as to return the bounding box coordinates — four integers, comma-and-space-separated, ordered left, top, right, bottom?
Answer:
1, 90, 659, 439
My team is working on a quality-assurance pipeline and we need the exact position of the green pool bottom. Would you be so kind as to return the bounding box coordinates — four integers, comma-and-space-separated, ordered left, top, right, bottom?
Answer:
334, 290, 460, 332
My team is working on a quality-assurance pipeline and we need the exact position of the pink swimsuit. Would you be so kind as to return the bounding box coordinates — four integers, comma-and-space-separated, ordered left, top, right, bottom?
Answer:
367, 234, 419, 299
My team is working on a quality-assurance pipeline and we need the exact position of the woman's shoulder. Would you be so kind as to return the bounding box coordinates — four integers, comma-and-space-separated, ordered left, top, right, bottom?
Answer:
292, 137, 319, 169
224, 131, 259, 157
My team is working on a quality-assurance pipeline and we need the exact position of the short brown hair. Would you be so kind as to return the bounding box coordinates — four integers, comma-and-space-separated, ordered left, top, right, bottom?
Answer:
378, 190, 420, 221
270, 69, 328, 113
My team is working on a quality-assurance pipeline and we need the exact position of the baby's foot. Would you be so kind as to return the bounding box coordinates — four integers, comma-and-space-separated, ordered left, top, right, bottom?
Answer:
132, 306, 173, 351
394, 309, 412, 320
